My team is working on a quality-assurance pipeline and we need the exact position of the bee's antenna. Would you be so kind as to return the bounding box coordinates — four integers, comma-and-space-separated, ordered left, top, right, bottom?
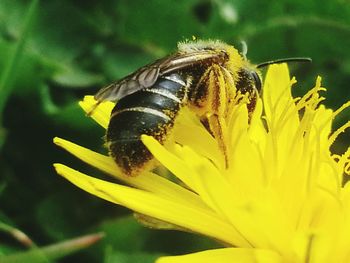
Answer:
257, 57, 312, 69
240, 41, 248, 60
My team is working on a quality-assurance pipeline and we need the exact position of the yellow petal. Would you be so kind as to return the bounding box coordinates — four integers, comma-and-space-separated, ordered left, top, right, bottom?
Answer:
263, 64, 297, 125
156, 248, 281, 263
53, 137, 206, 209
143, 135, 291, 251
53, 163, 251, 247
248, 98, 267, 150
78, 95, 114, 129
173, 108, 225, 169
141, 135, 198, 191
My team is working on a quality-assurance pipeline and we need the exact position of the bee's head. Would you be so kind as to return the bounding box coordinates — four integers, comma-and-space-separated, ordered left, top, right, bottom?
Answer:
236, 57, 312, 113
235, 67, 262, 114
236, 67, 262, 94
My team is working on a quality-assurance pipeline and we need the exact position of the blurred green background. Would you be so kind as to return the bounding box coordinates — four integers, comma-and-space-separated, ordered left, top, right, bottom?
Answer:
0, 0, 349, 262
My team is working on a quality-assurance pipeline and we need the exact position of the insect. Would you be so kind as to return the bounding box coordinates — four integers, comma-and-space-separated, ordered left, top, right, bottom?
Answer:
105, 73, 189, 176
91, 40, 310, 176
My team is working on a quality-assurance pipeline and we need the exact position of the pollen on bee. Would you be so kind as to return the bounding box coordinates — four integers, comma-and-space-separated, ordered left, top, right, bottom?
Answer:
92, 40, 262, 176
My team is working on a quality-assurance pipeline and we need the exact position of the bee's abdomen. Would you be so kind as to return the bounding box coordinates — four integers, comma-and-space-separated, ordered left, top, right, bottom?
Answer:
107, 74, 187, 176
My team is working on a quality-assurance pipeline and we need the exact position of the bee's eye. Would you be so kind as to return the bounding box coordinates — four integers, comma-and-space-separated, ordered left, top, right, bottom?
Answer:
251, 71, 262, 92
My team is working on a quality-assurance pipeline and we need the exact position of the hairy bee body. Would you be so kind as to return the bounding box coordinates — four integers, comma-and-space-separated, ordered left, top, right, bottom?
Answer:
106, 73, 188, 175
92, 40, 262, 176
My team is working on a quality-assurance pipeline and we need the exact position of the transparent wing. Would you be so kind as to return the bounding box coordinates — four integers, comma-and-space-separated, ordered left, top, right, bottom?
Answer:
94, 66, 160, 103
93, 59, 167, 104
93, 50, 224, 104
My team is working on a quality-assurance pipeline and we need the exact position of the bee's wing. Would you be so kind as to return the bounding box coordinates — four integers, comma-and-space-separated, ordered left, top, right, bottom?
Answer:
94, 51, 222, 103
94, 65, 160, 103
93, 57, 170, 103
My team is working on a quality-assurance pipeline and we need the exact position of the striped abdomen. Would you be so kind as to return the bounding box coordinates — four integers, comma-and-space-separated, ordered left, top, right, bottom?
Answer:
106, 73, 188, 176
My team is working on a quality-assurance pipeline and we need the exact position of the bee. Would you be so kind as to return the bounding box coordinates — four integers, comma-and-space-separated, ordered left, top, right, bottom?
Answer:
105, 73, 189, 176
91, 40, 310, 176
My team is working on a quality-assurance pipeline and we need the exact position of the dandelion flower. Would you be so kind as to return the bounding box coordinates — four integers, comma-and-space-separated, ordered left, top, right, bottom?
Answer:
54, 64, 350, 262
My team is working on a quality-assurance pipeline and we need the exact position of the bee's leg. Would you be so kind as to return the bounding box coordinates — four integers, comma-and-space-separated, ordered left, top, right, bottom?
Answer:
208, 65, 231, 169
202, 114, 229, 168
205, 68, 230, 168
189, 65, 230, 169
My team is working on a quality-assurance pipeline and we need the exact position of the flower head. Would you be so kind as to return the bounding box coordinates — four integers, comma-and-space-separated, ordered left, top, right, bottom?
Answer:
54, 64, 350, 262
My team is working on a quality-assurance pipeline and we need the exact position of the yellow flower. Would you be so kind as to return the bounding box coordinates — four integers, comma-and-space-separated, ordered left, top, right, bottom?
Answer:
54, 64, 350, 263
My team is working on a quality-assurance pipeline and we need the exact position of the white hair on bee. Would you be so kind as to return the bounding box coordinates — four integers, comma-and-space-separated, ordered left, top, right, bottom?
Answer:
177, 39, 229, 53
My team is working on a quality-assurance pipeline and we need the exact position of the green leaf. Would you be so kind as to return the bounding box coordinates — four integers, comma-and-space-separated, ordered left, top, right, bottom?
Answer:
0, 233, 104, 263
0, 221, 34, 248
0, 182, 6, 195
36, 192, 105, 240
98, 216, 151, 253
52, 66, 103, 88
114, 0, 201, 49
53, 102, 102, 130
0, 0, 39, 117
104, 249, 161, 263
